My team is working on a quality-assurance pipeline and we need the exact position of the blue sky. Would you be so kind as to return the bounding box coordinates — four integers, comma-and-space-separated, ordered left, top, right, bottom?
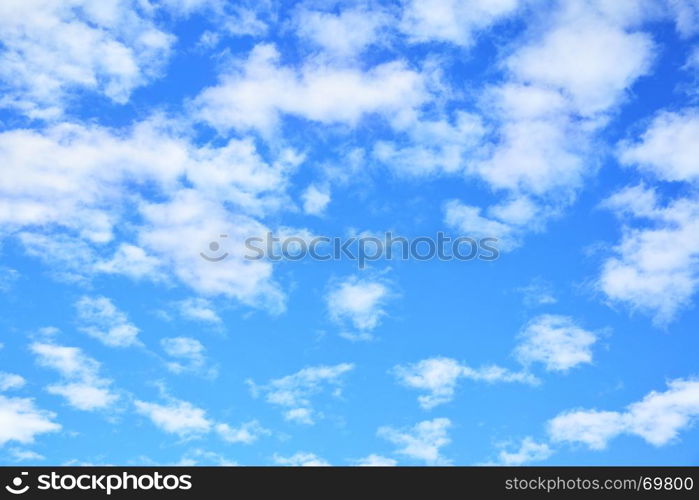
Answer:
1, 0, 699, 466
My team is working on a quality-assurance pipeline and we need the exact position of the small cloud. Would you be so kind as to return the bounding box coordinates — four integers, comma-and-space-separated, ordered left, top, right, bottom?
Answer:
353, 454, 397, 466
301, 184, 331, 215
31, 342, 118, 411
134, 398, 212, 438
75, 296, 141, 347
394, 357, 538, 409
514, 315, 598, 372
378, 418, 452, 465
327, 275, 394, 339
273, 452, 330, 466
177, 298, 222, 324
161, 337, 216, 378
497, 437, 553, 465
0, 373, 26, 391
248, 363, 354, 425
216, 420, 270, 444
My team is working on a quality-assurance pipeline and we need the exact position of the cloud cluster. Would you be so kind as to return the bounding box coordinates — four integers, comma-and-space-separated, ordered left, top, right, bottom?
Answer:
31, 342, 118, 411
549, 378, 699, 449
247, 363, 354, 424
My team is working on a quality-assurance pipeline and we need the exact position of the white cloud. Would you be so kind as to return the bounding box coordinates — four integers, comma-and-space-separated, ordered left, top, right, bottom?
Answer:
327, 276, 393, 336
505, 5, 655, 116
30, 342, 118, 411
618, 109, 699, 183
94, 244, 163, 281
353, 454, 398, 466
378, 418, 452, 465
549, 378, 699, 449
295, 6, 390, 58
497, 437, 553, 465
514, 315, 598, 372
138, 189, 286, 313
0, 118, 294, 313
192, 43, 427, 134
75, 296, 141, 347
374, 112, 485, 177
176, 448, 236, 466
273, 452, 330, 466
136, 396, 270, 445
598, 185, 699, 324
247, 363, 354, 425
0, 0, 173, 118
134, 399, 212, 438
399, 0, 521, 46
444, 200, 517, 247
301, 184, 331, 216
394, 357, 538, 409
0, 267, 19, 292
450, 1, 657, 251
161, 337, 214, 376
0, 373, 26, 391
177, 298, 221, 324
215, 420, 270, 444
7, 448, 45, 462
666, 0, 699, 37
516, 278, 557, 307
0, 395, 60, 445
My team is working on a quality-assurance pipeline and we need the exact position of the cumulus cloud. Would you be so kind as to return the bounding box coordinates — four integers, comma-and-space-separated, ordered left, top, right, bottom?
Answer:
618, 109, 699, 183
378, 418, 452, 465
374, 112, 485, 177
135, 396, 270, 445
161, 337, 214, 377
273, 452, 330, 466
548, 378, 699, 449
192, 43, 427, 134
327, 276, 393, 339
31, 342, 118, 411
0, 118, 295, 312
295, 6, 390, 59
247, 363, 354, 425
0, 0, 173, 119
514, 315, 598, 372
134, 398, 212, 438
0, 395, 60, 445
444, 0, 657, 251
177, 298, 222, 324
215, 420, 270, 444
301, 184, 331, 216
353, 454, 398, 466
394, 357, 538, 409
598, 185, 699, 324
0, 373, 26, 391
505, 7, 655, 116
497, 437, 553, 465
75, 296, 141, 347
399, 0, 521, 46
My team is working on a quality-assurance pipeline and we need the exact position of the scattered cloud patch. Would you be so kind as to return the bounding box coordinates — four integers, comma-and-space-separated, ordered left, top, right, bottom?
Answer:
378, 418, 452, 465
394, 357, 537, 409
31, 342, 118, 411
548, 378, 699, 449
514, 315, 598, 372
247, 363, 354, 425
75, 296, 141, 347
0, 395, 60, 445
